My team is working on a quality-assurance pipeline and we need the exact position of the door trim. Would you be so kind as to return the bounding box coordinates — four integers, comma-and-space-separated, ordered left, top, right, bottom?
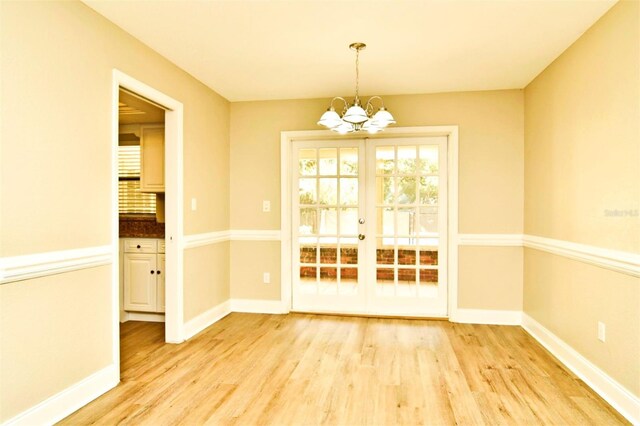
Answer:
112, 69, 185, 369
280, 126, 459, 318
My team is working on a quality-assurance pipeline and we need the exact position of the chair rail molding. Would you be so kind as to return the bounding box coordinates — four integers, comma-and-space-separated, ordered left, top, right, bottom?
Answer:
0, 245, 112, 285
523, 234, 640, 277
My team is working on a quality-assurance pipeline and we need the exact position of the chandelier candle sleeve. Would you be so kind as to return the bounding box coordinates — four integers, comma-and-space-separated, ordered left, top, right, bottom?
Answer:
318, 43, 396, 134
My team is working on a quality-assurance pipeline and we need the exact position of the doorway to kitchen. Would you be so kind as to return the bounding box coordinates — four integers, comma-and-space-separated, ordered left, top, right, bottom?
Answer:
291, 135, 449, 317
112, 70, 185, 378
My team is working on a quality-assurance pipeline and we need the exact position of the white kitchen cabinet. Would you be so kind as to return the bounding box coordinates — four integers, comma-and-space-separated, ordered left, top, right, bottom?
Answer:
123, 238, 165, 313
157, 254, 166, 312
123, 253, 157, 312
140, 126, 165, 193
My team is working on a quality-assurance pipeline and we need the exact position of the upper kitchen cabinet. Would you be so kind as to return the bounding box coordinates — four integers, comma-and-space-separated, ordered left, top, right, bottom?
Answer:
140, 125, 165, 193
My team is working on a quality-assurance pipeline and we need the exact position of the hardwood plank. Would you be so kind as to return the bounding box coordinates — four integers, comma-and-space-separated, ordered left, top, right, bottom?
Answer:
59, 314, 629, 425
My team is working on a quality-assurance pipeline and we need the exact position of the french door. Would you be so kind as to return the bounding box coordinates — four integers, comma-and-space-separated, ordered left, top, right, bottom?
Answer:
292, 137, 448, 317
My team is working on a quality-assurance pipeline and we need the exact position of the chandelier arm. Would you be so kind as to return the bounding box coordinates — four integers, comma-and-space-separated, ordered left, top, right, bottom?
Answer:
365, 95, 385, 109
330, 96, 349, 113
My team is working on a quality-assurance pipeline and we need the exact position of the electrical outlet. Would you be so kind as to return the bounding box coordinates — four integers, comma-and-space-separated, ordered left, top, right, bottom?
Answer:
262, 200, 271, 212
263, 272, 271, 284
598, 321, 606, 342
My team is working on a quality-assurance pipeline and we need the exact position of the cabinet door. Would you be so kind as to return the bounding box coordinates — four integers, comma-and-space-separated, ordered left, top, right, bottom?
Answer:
124, 253, 157, 312
140, 126, 165, 193
156, 254, 166, 313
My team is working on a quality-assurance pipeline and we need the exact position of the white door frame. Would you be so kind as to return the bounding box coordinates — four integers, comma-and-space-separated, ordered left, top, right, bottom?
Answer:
280, 126, 459, 318
111, 69, 185, 375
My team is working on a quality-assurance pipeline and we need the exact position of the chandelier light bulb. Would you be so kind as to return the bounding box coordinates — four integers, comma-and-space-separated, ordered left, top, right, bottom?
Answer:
343, 104, 368, 124
317, 107, 342, 128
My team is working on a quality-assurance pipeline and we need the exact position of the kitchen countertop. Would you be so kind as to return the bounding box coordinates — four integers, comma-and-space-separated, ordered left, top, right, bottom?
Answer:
119, 214, 165, 238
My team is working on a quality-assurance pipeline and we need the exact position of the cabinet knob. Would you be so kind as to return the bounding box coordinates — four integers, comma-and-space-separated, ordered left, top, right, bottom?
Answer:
358, 234, 366, 240
137, 245, 141, 249
156, 270, 161, 275
150, 270, 155, 274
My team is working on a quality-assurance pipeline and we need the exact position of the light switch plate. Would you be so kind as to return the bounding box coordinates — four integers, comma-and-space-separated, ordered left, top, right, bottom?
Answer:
262, 200, 271, 212
598, 321, 606, 342
263, 272, 271, 284
191, 198, 197, 211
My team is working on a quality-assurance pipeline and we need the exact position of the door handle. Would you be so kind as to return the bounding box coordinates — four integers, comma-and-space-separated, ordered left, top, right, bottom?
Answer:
358, 234, 365, 241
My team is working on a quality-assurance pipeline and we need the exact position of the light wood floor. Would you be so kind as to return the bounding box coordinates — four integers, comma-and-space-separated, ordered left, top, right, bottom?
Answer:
61, 313, 627, 425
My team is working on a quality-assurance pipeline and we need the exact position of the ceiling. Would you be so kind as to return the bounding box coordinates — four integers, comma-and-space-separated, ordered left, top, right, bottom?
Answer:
119, 89, 165, 125
85, 0, 616, 102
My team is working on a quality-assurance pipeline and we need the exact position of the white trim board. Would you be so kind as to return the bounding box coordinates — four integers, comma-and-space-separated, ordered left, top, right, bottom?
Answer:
113, 69, 185, 347
229, 229, 281, 241
122, 312, 166, 323
3, 364, 119, 426
522, 314, 640, 425
523, 234, 640, 278
0, 246, 112, 285
184, 230, 230, 249
280, 126, 460, 317
183, 300, 232, 340
183, 230, 282, 249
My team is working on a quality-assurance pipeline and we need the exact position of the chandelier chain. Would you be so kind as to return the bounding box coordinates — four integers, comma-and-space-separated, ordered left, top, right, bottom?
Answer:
355, 48, 360, 102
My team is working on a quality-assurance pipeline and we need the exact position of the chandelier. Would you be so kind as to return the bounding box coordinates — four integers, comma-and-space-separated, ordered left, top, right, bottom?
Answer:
317, 43, 396, 134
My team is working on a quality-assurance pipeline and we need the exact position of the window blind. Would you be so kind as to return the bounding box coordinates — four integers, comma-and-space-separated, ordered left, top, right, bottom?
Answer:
119, 145, 156, 214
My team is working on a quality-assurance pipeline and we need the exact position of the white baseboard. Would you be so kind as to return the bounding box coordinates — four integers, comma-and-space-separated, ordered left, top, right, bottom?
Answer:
522, 313, 640, 425
451, 308, 522, 325
230, 298, 287, 314
183, 300, 231, 340
4, 364, 119, 426
122, 312, 165, 323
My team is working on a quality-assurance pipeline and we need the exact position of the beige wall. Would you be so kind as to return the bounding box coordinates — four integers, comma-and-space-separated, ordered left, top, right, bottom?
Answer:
524, 0, 640, 398
524, 0, 639, 253
184, 242, 230, 321
0, 1, 230, 421
230, 241, 281, 300
458, 246, 523, 310
230, 90, 524, 305
0, 267, 113, 421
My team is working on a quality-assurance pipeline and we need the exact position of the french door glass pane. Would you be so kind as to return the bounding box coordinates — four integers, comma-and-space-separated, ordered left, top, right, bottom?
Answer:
397, 145, 417, 174
397, 177, 416, 204
340, 246, 358, 264
340, 178, 358, 205
340, 148, 358, 175
318, 208, 337, 234
398, 247, 417, 265
340, 208, 358, 234
319, 148, 337, 175
299, 209, 317, 235
419, 145, 439, 173
299, 178, 317, 204
319, 179, 337, 205
300, 244, 317, 264
377, 177, 394, 204
419, 206, 438, 235
340, 268, 358, 295
376, 238, 394, 264
376, 146, 394, 174
419, 177, 438, 205
299, 149, 317, 175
